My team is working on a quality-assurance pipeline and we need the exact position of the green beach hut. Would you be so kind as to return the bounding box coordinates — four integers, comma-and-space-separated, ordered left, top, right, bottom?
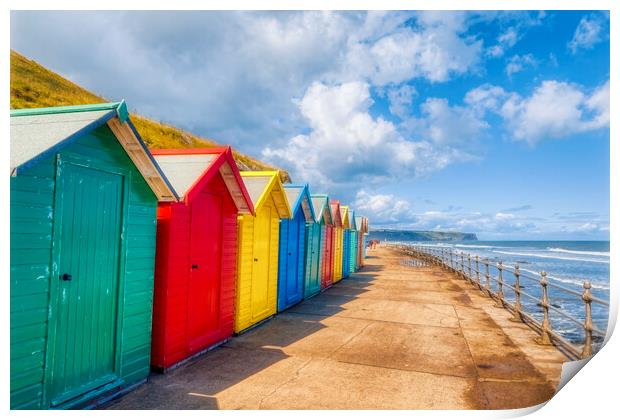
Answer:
10, 102, 177, 409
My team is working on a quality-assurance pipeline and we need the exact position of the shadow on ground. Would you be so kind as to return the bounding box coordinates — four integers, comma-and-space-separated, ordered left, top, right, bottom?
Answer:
105, 264, 379, 410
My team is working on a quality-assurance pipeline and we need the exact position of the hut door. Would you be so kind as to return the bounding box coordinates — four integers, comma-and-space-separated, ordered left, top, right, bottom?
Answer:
312, 225, 321, 281
48, 162, 123, 407
285, 213, 301, 303
187, 192, 223, 351
251, 205, 272, 319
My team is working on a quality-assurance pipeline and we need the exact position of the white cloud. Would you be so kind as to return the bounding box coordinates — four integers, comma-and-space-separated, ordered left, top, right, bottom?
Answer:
263, 82, 480, 196
393, 209, 535, 236
487, 27, 519, 57
337, 11, 482, 85
584, 80, 610, 130
377, 205, 608, 239
262, 82, 417, 193
465, 80, 610, 144
386, 84, 416, 119
465, 84, 508, 113
505, 53, 537, 77
502, 80, 609, 143
485, 12, 546, 58
405, 97, 489, 149
495, 212, 515, 220
353, 190, 415, 223
568, 12, 609, 54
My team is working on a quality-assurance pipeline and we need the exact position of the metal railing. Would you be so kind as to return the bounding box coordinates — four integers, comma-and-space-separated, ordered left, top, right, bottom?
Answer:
388, 243, 609, 360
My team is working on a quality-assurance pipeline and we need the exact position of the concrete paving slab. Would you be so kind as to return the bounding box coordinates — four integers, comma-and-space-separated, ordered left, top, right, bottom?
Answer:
460, 328, 550, 381
226, 312, 372, 359
109, 346, 308, 409
477, 379, 556, 409
332, 321, 477, 378
341, 299, 460, 328
258, 359, 478, 410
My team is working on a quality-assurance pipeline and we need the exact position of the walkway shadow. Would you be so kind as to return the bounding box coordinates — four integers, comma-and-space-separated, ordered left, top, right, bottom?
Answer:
105, 264, 379, 409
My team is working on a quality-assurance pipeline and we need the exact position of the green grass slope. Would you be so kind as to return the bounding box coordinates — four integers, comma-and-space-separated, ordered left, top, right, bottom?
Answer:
10, 50, 290, 180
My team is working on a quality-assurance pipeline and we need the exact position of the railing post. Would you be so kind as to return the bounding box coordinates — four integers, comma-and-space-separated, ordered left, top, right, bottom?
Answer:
484, 258, 491, 296
460, 253, 465, 279
510, 264, 523, 322
467, 254, 472, 282
581, 281, 594, 358
495, 261, 505, 308
450, 249, 454, 271
536, 271, 553, 345
475, 256, 481, 289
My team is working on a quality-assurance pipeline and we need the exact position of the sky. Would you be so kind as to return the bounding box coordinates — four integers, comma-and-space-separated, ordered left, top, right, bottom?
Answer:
10, 11, 610, 240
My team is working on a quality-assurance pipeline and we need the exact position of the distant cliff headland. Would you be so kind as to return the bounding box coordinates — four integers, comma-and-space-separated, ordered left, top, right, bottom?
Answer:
369, 229, 478, 242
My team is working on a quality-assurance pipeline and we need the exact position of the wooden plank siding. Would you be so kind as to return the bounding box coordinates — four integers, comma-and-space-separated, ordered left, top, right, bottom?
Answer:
235, 195, 280, 333
10, 124, 158, 409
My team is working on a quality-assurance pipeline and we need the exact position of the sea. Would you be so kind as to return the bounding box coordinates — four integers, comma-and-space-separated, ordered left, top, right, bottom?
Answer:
401, 240, 610, 345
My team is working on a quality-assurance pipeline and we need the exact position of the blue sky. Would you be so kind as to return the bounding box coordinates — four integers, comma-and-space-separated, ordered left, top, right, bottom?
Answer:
10, 11, 610, 239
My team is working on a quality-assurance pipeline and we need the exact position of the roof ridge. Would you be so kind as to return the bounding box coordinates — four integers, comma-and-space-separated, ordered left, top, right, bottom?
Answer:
11, 101, 128, 122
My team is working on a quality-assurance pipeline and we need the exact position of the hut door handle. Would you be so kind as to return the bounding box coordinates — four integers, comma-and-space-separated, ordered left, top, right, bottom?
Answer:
254, 258, 258, 262
60, 273, 72, 281
192, 264, 199, 269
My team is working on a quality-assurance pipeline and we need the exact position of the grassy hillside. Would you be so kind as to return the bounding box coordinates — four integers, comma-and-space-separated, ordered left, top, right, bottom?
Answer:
10, 50, 290, 180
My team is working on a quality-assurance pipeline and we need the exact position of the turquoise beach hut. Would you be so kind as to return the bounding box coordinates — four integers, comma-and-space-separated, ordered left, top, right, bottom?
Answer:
340, 206, 351, 279
10, 102, 177, 409
303, 191, 323, 299
278, 184, 315, 311
349, 211, 359, 273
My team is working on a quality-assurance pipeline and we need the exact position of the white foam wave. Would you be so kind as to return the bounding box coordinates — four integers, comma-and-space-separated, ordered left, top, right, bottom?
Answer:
518, 267, 609, 290
547, 247, 610, 257
455, 244, 495, 249
492, 250, 609, 264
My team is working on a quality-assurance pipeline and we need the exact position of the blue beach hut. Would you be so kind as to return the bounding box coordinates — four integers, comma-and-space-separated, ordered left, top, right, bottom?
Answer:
277, 184, 315, 311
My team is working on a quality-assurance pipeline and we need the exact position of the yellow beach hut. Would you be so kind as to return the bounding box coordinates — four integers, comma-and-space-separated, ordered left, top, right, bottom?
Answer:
235, 171, 291, 333
330, 200, 344, 283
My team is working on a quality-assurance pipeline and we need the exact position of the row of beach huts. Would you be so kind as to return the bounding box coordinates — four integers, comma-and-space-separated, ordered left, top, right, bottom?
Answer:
10, 101, 369, 409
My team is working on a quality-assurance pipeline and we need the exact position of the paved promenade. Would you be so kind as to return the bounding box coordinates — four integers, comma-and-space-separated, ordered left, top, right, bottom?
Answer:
106, 247, 567, 410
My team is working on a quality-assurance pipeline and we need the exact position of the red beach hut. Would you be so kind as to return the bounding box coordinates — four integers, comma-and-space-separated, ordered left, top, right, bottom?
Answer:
311, 195, 335, 289
150, 147, 253, 370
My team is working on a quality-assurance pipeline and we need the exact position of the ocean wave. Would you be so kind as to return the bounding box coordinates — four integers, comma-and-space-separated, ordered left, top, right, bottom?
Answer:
547, 247, 610, 257
455, 244, 496, 249
492, 250, 610, 265
518, 267, 610, 291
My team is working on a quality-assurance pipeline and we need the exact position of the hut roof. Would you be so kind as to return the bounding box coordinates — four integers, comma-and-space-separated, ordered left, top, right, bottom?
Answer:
240, 171, 291, 218
310, 194, 333, 225
10, 101, 177, 201
151, 147, 254, 214
349, 211, 358, 230
355, 216, 364, 232
340, 205, 350, 229
283, 184, 315, 222
330, 200, 343, 227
